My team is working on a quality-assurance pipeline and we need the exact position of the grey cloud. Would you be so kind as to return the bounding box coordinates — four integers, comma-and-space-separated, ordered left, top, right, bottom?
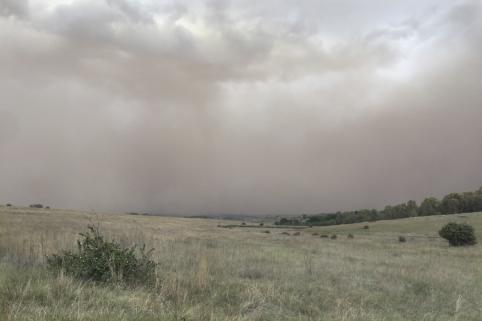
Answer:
0, 0, 29, 18
106, 0, 157, 24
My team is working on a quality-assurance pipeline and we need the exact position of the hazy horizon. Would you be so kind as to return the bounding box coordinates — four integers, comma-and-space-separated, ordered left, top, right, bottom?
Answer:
1, 0, 482, 215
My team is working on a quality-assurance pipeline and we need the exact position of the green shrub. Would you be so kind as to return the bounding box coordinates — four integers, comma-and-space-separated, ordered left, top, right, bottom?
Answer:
47, 225, 156, 286
438, 222, 477, 246
363, 225, 369, 230
320, 234, 329, 238
330, 234, 337, 240
398, 236, 407, 243
347, 234, 354, 239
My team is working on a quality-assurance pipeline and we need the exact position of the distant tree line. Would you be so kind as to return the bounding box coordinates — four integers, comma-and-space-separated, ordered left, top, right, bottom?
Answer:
275, 187, 482, 226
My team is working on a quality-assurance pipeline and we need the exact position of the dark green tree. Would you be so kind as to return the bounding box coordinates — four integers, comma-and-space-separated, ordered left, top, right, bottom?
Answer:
406, 200, 418, 217
441, 193, 462, 214
419, 197, 440, 215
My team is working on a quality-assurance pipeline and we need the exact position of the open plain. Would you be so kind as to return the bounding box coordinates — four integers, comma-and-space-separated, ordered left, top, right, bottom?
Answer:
0, 206, 481, 321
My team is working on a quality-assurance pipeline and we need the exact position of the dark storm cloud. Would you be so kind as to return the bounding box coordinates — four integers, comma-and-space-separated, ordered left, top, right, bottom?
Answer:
0, 0, 481, 214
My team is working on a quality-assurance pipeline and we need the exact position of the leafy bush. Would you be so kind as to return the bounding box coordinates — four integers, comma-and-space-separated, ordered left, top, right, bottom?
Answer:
347, 234, 354, 239
363, 225, 369, 230
30, 204, 43, 209
398, 236, 407, 243
320, 234, 329, 238
330, 234, 337, 240
293, 232, 301, 236
47, 225, 156, 286
438, 222, 477, 246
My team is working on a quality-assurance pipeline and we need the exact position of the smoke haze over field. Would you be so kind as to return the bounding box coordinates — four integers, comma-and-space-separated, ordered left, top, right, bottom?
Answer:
0, 0, 481, 215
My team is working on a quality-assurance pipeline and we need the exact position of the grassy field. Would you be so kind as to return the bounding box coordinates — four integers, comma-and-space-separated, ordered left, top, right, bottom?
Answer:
0, 206, 481, 321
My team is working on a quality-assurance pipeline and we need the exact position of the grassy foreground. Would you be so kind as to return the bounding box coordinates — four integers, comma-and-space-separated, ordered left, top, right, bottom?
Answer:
0, 206, 481, 321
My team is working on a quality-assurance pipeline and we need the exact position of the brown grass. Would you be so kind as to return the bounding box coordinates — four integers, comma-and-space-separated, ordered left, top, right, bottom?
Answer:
0, 205, 481, 321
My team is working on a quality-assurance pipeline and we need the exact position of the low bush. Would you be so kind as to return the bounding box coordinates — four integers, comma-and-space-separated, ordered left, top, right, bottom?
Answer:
320, 234, 329, 238
281, 232, 290, 235
363, 225, 369, 230
438, 222, 477, 246
398, 236, 407, 243
30, 204, 43, 209
347, 234, 354, 239
47, 225, 156, 286
293, 232, 301, 236
330, 234, 337, 240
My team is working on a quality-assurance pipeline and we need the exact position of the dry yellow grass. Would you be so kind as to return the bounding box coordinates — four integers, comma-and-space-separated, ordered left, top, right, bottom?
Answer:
1, 205, 481, 321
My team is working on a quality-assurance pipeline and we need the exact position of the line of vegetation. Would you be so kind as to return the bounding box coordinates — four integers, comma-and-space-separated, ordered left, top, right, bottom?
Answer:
275, 186, 482, 226
219, 224, 308, 229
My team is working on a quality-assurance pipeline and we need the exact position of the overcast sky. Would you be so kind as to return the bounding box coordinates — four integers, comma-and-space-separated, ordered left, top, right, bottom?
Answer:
0, 0, 481, 215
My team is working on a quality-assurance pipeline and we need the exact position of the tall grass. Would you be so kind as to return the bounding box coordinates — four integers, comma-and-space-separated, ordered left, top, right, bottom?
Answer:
1, 206, 481, 320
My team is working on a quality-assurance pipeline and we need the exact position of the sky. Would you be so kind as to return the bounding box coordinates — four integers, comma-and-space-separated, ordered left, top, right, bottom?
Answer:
0, 0, 481, 215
